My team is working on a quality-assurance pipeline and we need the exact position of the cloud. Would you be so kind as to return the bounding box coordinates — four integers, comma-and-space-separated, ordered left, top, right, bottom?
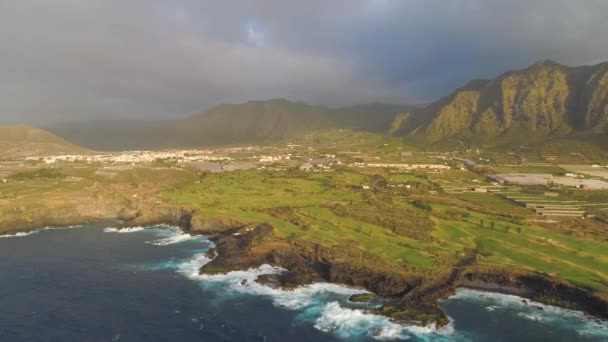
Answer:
0, 0, 607, 124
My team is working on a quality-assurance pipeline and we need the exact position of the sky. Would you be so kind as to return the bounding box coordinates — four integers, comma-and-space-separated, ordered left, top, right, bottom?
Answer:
1, 0, 607, 124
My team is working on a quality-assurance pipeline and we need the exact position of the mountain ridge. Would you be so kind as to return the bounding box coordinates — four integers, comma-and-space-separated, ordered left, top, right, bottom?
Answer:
46, 100, 410, 150
37, 59, 608, 150
391, 60, 608, 145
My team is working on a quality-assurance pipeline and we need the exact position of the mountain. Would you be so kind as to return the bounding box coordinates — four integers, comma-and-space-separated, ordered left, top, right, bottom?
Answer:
391, 60, 608, 145
46, 119, 173, 151
170, 99, 406, 147
45, 60, 608, 151
0, 125, 86, 158
47, 100, 409, 150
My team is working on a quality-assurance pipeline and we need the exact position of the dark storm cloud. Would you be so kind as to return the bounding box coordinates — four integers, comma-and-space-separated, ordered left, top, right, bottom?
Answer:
1, 0, 607, 124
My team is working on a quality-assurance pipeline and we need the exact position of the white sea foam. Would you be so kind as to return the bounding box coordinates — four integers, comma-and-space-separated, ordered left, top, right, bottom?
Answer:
314, 302, 454, 341
0, 231, 39, 239
1, 224, 88, 239
518, 313, 543, 321
451, 288, 608, 337
191, 263, 369, 310
174, 258, 456, 340
147, 233, 196, 245
176, 254, 214, 277
39, 225, 84, 231
103, 226, 146, 233
172, 259, 608, 341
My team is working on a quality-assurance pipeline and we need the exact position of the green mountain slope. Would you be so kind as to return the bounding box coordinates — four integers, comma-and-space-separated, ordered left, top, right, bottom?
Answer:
0, 125, 86, 158
391, 60, 608, 146
47, 100, 408, 150
172, 99, 406, 147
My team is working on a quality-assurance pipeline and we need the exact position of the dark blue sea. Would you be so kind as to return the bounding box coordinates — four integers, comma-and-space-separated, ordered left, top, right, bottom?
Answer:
1, 224, 607, 341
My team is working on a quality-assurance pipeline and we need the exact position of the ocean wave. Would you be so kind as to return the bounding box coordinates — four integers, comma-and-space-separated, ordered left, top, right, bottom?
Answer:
451, 288, 608, 337
0, 224, 90, 239
176, 254, 214, 277
147, 233, 197, 245
175, 258, 456, 340
314, 302, 454, 341
518, 312, 544, 322
104, 226, 146, 233
191, 263, 368, 310
0, 231, 39, 239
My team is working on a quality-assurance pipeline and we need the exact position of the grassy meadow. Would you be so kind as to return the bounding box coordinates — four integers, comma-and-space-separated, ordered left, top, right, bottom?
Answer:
163, 168, 608, 291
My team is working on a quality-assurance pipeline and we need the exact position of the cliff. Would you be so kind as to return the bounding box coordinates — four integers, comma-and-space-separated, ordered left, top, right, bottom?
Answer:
391, 60, 608, 145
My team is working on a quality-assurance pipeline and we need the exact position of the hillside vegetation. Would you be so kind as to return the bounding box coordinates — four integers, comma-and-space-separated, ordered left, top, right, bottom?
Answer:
47, 100, 408, 150
36, 60, 608, 151
0, 125, 86, 158
391, 60, 608, 146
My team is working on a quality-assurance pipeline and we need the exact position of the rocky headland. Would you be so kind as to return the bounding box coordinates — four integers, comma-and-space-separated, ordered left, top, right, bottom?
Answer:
1, 201, 607, 327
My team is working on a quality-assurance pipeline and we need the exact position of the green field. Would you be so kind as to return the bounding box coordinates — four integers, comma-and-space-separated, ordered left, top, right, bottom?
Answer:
163, 168, 608, 291
450, 192, 534, 217
2, 151, 608, 295
388, 173, 431, 185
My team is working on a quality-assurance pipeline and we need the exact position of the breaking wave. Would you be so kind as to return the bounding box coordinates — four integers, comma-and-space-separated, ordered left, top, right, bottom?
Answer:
147, 233, 197, 245
102, 224, 202, 246
104, 227, 146, 233
451, 288, 608, 338
0, 231, 39, 239
0, 225, 85, 238
314, 302, 454, 341
174, 257, 455, 340
176, 253, 214, 277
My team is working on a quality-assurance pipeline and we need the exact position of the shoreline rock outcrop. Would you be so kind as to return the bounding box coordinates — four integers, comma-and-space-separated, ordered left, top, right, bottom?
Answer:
2, 204, 606, 326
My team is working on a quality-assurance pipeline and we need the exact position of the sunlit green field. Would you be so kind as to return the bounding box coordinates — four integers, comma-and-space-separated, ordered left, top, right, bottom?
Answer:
164, 168, 608, 291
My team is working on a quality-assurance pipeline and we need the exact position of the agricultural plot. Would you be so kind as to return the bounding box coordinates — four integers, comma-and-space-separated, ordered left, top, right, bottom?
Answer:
388, 173, 431, 185
450, 192, 534, 217
428, 169, 488, 188
164, 167, 608, 292
499, 191, 589, 218
1, 155, 607, 297
432, 206, 608, 291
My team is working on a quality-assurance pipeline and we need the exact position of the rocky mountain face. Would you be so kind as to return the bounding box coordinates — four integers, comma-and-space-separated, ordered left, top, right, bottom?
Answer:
37, 60, 608, 149
391, 60, 608, 144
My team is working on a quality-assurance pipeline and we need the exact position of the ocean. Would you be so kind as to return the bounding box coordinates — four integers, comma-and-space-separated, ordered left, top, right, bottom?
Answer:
0, 224, 606, 341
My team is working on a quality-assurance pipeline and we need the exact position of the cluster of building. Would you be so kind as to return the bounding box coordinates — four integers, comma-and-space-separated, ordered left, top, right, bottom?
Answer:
257, 155, 291, 163
491, 173, 608, 190
299, 155, 342, 172
27, 150, 231, 164
354, 163, 452, 170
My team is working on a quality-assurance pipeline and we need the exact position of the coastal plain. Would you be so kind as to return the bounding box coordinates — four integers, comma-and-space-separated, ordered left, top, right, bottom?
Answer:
1, 130, 607, 326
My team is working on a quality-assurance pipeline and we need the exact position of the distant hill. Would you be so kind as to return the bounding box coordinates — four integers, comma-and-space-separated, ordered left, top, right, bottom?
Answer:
46, 120, 173, 151
0, 125, 86, 158
170, 99, 406, 147
45, 60, 608, 151
390, 60, 608, 146
47, 100, 409, 150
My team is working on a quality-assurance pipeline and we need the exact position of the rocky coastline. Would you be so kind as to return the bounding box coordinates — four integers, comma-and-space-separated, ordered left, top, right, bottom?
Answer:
1, 203, 607, 327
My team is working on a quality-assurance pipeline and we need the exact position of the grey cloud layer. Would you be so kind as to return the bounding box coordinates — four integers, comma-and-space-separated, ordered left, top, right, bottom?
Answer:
1, 0, 607, 124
